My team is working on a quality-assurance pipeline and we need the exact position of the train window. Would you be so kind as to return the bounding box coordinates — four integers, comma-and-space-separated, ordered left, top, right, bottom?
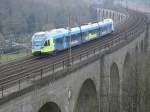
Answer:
100, 26, 107, 33
66, 37, 69, 42
66, 36, 71, 42
72, 34, 81, 40
66, 34, 81, 42
84, 32, 89, 35
48, 40, 50, 46
82, 32, 89, 36
44, 41, 48, 46
82, 32, 89, 40
90, 30, 96, 35
72, 35, 78, 41
95, 29, 99, 33
56, 38, 63, 44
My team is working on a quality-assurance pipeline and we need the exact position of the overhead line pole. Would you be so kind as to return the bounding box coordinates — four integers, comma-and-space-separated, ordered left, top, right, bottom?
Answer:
68, 14, 72, 68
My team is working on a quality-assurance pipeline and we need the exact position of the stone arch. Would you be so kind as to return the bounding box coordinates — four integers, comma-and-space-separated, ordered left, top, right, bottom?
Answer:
109, 62, 120, 112
141, 40, 144, 52
74, 79, 98, 112
122, 53, 137, 112
38, 102, 61, 112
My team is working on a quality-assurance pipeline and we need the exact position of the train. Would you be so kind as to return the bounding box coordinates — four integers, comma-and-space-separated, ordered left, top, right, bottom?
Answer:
32, 19, 114, 55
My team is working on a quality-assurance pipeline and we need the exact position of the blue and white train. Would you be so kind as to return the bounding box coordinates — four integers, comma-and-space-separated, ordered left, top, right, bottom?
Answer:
32, 19, 114, 55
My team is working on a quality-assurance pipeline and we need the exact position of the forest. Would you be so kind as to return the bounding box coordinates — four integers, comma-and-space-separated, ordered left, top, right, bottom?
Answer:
0, 0, 95, 53
0, 0, 149, 54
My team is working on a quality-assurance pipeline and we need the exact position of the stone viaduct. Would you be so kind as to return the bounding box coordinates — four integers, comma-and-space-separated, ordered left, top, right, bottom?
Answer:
0, 7, 149, 112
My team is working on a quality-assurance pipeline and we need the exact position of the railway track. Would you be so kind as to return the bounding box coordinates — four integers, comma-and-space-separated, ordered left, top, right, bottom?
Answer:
0, 8, 128, 71
0, 11, 134, 75
0, 9, 147, 99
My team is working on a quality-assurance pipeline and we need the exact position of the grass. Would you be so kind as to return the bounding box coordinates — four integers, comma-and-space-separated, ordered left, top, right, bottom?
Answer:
0, 52, 28, 63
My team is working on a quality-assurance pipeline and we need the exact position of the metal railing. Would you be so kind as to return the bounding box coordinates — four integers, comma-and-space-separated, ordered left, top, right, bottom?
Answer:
0, 20, 145, 99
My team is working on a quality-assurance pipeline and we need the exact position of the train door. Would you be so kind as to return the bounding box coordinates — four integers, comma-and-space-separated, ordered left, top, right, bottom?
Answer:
42, 38, 55, 53
82, 32, 89, 42
55, 38, 64, 50
89, 30, 97, 40
49, 38, 55, 52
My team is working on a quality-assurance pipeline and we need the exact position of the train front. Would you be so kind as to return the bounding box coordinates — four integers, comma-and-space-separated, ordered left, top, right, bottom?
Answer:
32, 32, 47, 55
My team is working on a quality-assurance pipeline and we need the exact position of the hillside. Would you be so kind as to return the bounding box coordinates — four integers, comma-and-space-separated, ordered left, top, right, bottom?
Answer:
0, 0, 95, 52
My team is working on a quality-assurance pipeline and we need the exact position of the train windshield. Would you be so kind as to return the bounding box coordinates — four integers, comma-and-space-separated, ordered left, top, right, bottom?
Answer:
32, 34, 47, 46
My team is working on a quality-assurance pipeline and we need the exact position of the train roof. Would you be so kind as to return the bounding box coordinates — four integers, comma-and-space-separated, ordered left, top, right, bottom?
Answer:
103, 18, 113, 22
32, 19, 113, 40
70, 27, 80, 35
81, 23, 99, 32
